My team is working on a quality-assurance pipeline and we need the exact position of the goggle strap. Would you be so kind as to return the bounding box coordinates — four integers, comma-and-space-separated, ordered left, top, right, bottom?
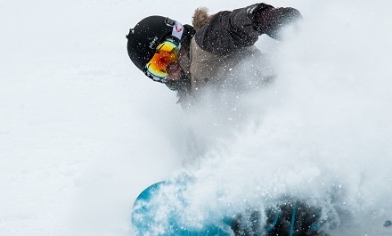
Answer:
171, 21, 184, 41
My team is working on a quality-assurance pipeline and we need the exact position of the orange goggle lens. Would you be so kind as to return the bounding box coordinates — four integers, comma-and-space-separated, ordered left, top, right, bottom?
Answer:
146, 40, 180, 80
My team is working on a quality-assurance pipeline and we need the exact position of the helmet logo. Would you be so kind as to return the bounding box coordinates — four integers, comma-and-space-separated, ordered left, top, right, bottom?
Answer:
149, 36, 159, 49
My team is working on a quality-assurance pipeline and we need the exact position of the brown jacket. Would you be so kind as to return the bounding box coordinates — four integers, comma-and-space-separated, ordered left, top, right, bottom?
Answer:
179, 4, 274, 98
175, 3, 302, 107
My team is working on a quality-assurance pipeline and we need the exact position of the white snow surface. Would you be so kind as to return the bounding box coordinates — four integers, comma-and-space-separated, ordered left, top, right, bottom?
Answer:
1, 0, 392, 235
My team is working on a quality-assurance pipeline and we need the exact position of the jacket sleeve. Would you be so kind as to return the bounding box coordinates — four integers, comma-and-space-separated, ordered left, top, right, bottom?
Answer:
194, 3, 273, 56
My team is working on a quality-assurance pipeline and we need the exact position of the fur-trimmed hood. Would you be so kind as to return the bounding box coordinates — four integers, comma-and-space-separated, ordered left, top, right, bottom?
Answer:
192, 7, 214, 31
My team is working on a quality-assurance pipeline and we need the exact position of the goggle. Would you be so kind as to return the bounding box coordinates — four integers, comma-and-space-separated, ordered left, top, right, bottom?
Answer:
145, 38, 181, 83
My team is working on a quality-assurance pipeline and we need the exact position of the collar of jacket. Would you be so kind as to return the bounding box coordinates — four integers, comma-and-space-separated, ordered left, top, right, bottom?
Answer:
192, 7, 214, 31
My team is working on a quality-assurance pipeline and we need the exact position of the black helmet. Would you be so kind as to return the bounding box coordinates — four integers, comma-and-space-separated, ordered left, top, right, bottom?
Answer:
126, 16, 195, 78
126, 16, 180, 73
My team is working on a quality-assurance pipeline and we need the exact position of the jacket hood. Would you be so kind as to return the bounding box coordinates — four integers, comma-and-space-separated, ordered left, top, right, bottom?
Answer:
192, 7, 214, 31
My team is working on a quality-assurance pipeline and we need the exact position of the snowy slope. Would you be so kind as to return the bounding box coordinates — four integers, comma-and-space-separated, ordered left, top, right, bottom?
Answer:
1, 0, 392, 235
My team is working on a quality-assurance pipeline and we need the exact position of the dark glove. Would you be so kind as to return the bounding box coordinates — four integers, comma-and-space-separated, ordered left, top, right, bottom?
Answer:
266, 201, 327, 236
231, 200, 328, 236
252, 5, 303, 39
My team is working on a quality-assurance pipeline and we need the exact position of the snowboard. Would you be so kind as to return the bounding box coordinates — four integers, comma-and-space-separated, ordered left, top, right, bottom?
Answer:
130, 179, 327, 236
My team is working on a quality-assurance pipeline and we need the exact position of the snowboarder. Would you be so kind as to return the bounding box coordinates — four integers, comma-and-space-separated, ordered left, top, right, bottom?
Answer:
126, 4, 332, 236
126, 3, 302, 108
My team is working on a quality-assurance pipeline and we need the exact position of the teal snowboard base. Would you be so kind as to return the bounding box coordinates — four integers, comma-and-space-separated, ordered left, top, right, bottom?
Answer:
131, 181, 232, 235
131, 180, 326, 236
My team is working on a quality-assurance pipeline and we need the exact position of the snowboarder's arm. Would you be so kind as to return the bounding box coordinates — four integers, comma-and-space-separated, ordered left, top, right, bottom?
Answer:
194, 3, 302, 56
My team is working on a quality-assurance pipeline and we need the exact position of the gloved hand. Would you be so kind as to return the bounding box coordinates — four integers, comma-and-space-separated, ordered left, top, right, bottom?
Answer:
231, 200, 328, 236
252, 4, 303, 39
265, 201, 327, 236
